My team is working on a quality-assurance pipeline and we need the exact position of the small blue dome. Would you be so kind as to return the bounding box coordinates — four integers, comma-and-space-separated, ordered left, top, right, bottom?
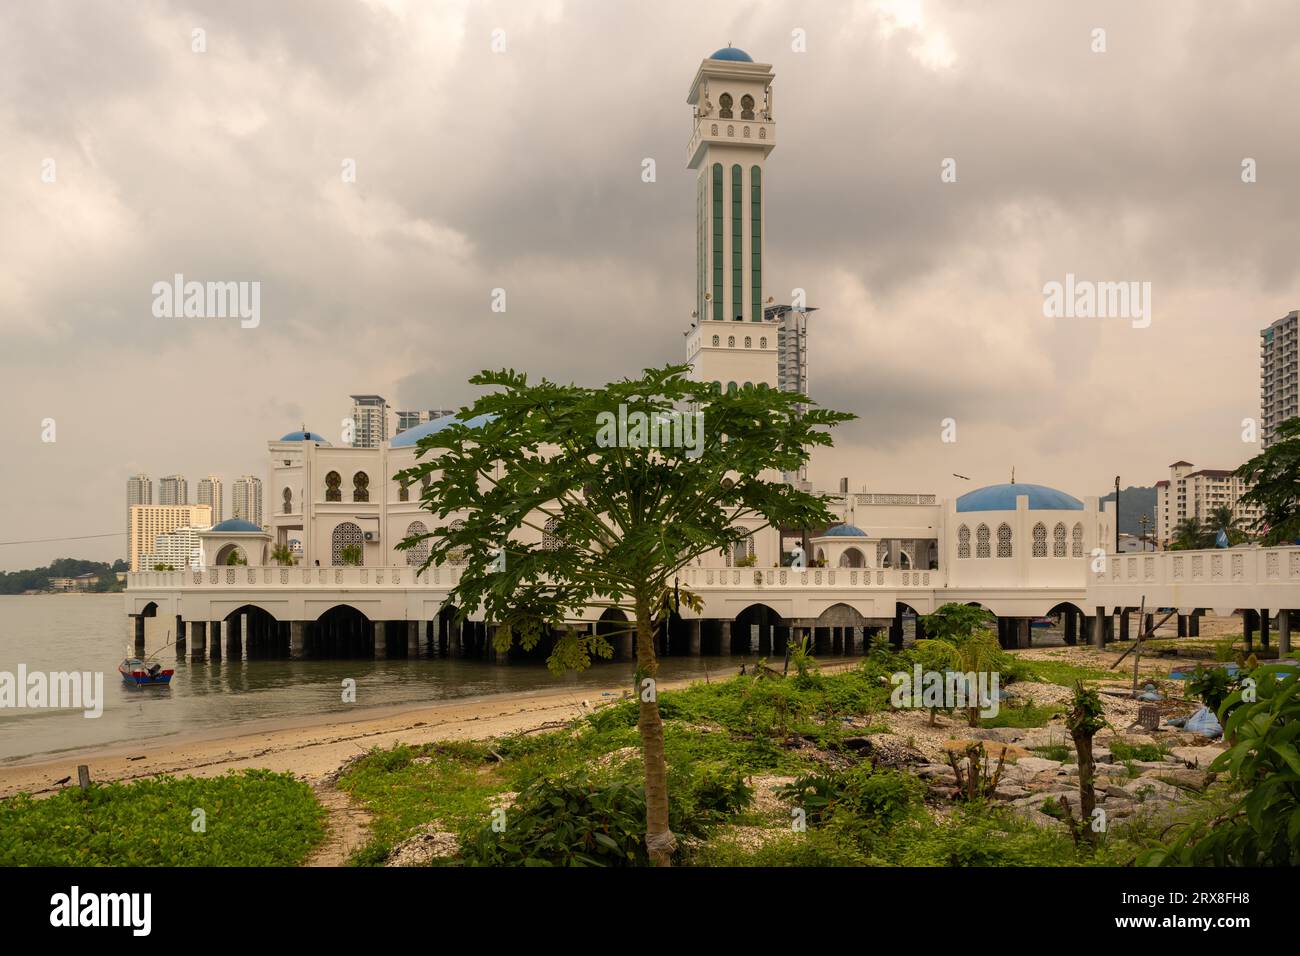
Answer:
708, 46, 753, 62
956, 483, 1083, 513
824, 523, 868, 537
280, 430, 330, 443
390, 412, 496, 448
211, 518, 262, 533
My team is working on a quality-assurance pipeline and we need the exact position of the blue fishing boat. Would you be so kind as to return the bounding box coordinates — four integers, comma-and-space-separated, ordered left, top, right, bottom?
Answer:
118, 658, 174, 686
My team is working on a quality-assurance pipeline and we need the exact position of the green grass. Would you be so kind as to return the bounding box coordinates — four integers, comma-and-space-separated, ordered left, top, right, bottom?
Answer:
1108, 740, 1171, 763
0, 770, 324, 866
1014, 659, 1117, 687
1030, 743, 1074, 762
980, 702, 1065, 729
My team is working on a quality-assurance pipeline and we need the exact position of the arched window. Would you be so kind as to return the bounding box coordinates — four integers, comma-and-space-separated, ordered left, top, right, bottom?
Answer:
727, 335, 735, 347
282, 487, 292, 514
727, 381, 737, 394
740, 94, 754, 119
1032, 522, 1047, 557
1053, 522, 1067, 557
1071, 522, 1084, 557
542, 517, 561, 551
712, 334, 719, 346
957, 525, 971, 559
421, 472, 431, 491
729, 528, 754, 566
398, 479, 409, 503
997, 523, 1013, 558
744, 336, 751, 348
713, 381, 722, 393
352, 471, 369, 503
405, 521, 429, 567
759, 337, 767, 348
325, 471, 341, 502
876, 540, 891, 568
331, 521, 363, 566
976, 524, 991, 559
719, 93, 733, 118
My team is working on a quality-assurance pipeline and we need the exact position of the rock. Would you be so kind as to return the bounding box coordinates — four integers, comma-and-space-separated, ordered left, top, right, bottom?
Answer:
1093, 748, 1114, 764
1011, 790, 1074, 810
384, 825, 459, 867
1018, 728, 1071, 748
856, 734, 927, 768
1093, 764, 1130, 778
965, 728, 1028, 744
1171, 745, 1226, 769
943, 739, 1031, 761
914, 763, 956, 780
1131, 760, 1174, 771
1011, 756, 1064, 776
1011, 805, 1066, 831
1147, 768, 1209, 792
1122, 778, 1185, 803
992, 784, 1031, 801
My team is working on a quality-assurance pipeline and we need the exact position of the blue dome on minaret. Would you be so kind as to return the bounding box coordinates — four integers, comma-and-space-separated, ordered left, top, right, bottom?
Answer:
708, 46, 753, 62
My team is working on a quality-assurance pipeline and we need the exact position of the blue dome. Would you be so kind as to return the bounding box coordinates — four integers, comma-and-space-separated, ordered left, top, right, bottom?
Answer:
824, 523, 868, 537
280, 430, 329, 443
956, 483, 1083, 513
708, 46, 753, 62
390, 412, 496, 448
211, 518, 262, 533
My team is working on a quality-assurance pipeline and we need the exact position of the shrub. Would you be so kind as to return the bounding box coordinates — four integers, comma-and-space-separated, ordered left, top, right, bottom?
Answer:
776, 763, 922, 830
1143, 665, 1300, 866
0, 771, 324, 866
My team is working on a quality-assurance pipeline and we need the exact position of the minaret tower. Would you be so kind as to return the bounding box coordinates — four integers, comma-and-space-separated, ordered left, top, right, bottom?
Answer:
684, 46, 779, 392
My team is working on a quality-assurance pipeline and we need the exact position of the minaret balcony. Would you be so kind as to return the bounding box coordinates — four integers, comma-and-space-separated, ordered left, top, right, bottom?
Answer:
687, 119, 775, 167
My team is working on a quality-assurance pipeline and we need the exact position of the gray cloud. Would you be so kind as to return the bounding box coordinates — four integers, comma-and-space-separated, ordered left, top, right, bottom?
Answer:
1, 0, 1297, 568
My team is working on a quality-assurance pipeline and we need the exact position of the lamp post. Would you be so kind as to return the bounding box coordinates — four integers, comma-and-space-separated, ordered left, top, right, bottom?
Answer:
1138, 513, 1151, 551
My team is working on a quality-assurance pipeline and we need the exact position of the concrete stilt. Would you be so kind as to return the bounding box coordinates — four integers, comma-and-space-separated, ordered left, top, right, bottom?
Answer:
1119, 610, 1130, 641
889, 615, 903, 650
1064, 608, 1077, 645
1188, 612, 1200, 637
175, 616, 187, 657
190, 620, 207, 661
688, 619, 701, 656
832, 628, 843, 655
1278, 611, 1291, 658
1244, 610, 1255, 651
133, 615, 146, 656
719, 620, 732, 655
226, 619, 243, 659
1015, 617, 1030, 649
1260, 609, 1270, 649
407, 621, 420, 658
1177, 614, 1187, 637
209, 621, 222, 661
1092, 607, 1106, 648
374, 621, 387, 659
290, 621, 307, 660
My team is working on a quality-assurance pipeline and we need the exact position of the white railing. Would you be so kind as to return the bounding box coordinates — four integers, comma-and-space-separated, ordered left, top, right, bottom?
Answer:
128, 564, 935, 591
677, 567, 934, 588
1096, 546, 1300, 588
128, 565, 465, 589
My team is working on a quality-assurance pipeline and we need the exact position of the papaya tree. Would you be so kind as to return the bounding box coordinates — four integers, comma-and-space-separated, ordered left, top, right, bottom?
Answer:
397, 364, 851, 865
915, 603, 1002, 727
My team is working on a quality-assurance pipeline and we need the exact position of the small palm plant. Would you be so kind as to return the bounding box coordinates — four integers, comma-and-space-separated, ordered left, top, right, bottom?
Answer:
270, 544, 296, 566
915, 603, 1003, 727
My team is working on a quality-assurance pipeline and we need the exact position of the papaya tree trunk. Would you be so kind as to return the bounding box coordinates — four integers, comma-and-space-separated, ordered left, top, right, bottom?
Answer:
634, 592, 676, 866
1071, 726, 1097, 844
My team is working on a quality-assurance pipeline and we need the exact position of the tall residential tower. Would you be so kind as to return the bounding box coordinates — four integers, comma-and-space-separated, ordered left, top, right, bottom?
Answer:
1261, 310, 1298, 448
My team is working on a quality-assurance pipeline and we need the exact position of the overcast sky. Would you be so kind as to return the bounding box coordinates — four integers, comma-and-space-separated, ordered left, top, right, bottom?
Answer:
2, 0, 1297, 570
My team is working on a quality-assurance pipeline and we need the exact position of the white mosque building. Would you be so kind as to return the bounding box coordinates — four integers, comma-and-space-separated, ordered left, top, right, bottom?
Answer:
129, 46, 1297, 663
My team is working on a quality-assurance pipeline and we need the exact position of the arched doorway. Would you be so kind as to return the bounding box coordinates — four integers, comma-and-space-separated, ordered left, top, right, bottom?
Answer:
224, 604, 282, 659
838, 547, 865, 568
315, 604, 373, 659
734, 603, 784, 656
597, 607, 632, 661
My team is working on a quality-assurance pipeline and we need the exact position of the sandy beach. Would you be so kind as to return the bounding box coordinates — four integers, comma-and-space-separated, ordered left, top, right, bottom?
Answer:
0, 665, 836, 799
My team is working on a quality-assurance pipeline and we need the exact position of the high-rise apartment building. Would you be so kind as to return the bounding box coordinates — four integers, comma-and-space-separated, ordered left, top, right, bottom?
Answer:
1155, 461, 1261, 547
394, 409, 455, 435
126, 474, 152, 531
197, 475, 224, 523
232, 475, 263, 527
1261, 310, 1299, 448
128, 504, 211, 571
159, 474, 189, 505
349, 394, 388, 448
139, 525, 206, 571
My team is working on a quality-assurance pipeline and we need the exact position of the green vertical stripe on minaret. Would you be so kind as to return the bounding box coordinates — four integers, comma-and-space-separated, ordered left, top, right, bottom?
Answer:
731, 164, 742, 321
751, 166, 762, 321
711, 163, 723, 321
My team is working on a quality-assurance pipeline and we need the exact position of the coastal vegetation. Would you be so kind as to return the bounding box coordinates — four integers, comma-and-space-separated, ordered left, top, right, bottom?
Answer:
334, 643, 1259, 868
396, 364, 851, 866
0, 558, 127, 594
0, 770, 324, 866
